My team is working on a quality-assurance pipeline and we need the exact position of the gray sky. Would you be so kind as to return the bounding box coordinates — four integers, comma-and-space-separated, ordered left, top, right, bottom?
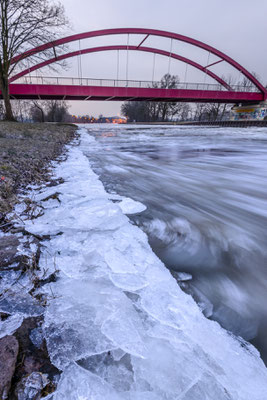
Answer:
52, 0, 267, 117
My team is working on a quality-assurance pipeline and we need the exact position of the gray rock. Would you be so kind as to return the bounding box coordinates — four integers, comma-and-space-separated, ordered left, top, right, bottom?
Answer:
0, 335, 19, 399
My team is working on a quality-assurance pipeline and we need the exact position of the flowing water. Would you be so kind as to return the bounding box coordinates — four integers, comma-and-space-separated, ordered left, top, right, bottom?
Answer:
83, 123, 267, 363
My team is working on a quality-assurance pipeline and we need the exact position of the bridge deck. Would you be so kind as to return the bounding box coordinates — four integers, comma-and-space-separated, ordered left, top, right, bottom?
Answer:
6, 84, 264, 104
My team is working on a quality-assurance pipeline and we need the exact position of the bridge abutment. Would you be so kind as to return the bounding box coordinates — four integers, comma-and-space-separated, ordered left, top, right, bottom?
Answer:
230, 102, 267, 121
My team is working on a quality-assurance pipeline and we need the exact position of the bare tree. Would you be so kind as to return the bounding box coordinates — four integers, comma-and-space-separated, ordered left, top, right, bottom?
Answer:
151, 74, 182, 122
193, 102, 231, 122
178, 103, 191, 121
0, 100, 4, 119
193, 103, 206, 121
30, 99, 70, 122
12, 100, 31, 121
191, 75, 239, 122
30, 101, 46, 122
121, 74, 185, 122
0, 0, 68, 121
45, 100, 70, 122
237, 71, 262, 92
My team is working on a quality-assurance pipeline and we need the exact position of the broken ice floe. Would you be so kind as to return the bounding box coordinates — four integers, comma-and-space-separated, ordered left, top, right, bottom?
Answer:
173, 272, 192, 281
117, 197, 147, 215
108, 193, 147, 215
0, 314, 24, 339
0, 290, 44, 317
30, 326, 44, 349
15, 372, 49, 400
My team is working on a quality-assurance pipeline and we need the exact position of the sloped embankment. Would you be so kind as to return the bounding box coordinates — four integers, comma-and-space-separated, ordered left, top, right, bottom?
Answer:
0, 122, 77, 213
0, 122, 77, 399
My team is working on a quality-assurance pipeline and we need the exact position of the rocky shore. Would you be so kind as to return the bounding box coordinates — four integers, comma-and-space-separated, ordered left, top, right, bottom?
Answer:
0, 122, 77, 399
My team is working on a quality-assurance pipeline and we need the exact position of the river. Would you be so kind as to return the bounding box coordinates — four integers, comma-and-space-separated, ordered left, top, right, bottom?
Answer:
82, 123, 267, 363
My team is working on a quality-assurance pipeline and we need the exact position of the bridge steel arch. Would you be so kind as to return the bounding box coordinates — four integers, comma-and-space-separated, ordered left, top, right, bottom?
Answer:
11, 28, 267, 99
10, 45, 231, 89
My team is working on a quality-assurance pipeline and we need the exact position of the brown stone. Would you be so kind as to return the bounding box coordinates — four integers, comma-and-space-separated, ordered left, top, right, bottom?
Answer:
0, 335, 19, 399
13, 318, 59, 388
0, 235, 20, 270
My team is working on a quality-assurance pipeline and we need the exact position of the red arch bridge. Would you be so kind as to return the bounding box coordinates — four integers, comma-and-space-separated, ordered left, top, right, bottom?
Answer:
3, 28, 267, 104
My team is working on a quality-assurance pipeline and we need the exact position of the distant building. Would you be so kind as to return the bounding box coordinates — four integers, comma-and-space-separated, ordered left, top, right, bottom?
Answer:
111, 116, 127, 124
96, 116, 127, 124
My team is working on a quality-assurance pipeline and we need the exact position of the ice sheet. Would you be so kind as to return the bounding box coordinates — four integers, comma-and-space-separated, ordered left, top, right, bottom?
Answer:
19, 127, 267, 399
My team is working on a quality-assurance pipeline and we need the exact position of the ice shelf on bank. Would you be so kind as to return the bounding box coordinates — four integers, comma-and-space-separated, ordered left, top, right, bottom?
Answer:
19, 128, 267, 400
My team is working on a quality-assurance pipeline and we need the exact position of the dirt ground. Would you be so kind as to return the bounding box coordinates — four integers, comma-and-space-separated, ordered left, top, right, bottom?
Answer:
0, 122, 77, 213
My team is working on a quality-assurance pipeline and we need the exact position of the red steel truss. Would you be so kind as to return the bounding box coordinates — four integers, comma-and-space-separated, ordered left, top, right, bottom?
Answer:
2, 28, 266, 103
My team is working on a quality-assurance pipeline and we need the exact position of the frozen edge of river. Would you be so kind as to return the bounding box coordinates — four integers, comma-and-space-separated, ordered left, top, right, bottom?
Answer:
20, 127, 267, 399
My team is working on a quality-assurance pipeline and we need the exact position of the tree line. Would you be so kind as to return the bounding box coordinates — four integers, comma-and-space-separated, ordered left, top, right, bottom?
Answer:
121, 73, 233, 123
0, 99, 70, 122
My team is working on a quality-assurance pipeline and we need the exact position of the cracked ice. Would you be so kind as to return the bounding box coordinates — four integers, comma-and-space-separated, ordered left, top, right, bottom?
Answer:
20, 128, 267, 400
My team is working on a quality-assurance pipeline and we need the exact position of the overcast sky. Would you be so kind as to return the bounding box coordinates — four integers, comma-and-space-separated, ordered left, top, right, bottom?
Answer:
55, 0, 267, 117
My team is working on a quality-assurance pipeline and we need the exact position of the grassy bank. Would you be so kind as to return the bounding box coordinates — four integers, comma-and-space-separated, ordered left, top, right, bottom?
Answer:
0, 122, 77, 213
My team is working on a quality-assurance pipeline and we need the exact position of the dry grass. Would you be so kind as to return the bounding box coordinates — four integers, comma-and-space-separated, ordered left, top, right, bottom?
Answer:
0, 122, 77, 213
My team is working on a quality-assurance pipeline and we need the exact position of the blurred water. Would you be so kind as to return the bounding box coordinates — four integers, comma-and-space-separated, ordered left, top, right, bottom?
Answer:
83, 123, 267, 363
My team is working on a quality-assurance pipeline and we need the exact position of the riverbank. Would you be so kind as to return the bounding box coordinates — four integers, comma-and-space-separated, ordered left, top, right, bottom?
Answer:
0, 122, 77, 213
0, 122, 77, 399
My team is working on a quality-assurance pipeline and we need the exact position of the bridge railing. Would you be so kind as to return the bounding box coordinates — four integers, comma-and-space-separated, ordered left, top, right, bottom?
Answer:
12, 76, 260, 93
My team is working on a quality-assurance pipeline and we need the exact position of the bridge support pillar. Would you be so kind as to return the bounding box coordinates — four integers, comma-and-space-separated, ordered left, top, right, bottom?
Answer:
230, 101, 267, 121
